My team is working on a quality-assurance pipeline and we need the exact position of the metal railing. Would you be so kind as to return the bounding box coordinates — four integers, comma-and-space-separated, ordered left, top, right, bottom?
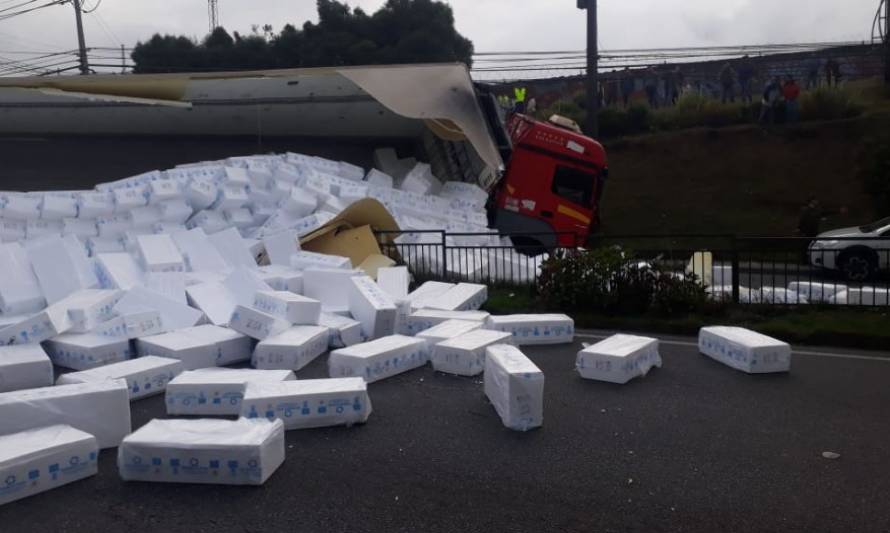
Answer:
375, 231, 890, 307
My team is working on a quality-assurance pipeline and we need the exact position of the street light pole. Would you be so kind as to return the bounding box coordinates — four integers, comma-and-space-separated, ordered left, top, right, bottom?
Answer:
71, 0, 89, 75
579, 0, 599, 137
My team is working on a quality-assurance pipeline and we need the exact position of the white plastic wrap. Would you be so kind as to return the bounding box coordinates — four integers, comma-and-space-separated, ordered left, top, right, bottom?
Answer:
486, 314, 575, 345
118, 418, 285, 486
484, 345, 544, 431
252, 326, 330, 371
698, 326, 792, 373
416, 319, 483, 347
576, 334, 662, 384
425, 283, 487, 311
254, 290, 321, 325
329, 335, 429, 383
787, 281, 847, 304
241, 377, 371, 430
166, 368, 295, 416
405, 309, 490, 335
432, 329, 514, 376
56, 355, 184, 401
0, 380, 131, 449
0, 425, 99, 506
0, 344, 54, 393
43, 333, 134, 371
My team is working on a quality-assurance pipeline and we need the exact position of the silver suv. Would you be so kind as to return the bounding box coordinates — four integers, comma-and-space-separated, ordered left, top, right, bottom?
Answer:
809, 217, 890, 281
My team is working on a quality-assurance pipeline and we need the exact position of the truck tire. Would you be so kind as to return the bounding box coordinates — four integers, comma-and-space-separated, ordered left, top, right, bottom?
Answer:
838, 248, 878, 282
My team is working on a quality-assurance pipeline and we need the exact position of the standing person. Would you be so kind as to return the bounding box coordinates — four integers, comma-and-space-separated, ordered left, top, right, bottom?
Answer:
513, 86, 527, 114
620, 68, 635, 108
645, 68, 659, 108
664, 67, 680, 106
526, 96, 538, 116
805, 57, 821, 89
719, 62, 737, 103
825, 58, 840, 87
783, 77, 801, 123
759, 76, 782, 124
737, 56, 756, 104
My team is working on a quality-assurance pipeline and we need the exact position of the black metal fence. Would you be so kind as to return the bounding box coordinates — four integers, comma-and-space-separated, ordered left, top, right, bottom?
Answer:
375, 231, 890, 307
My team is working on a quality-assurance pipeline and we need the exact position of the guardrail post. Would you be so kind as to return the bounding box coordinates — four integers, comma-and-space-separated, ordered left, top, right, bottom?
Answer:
440, 230, 448, 282
731, 235, 741, 304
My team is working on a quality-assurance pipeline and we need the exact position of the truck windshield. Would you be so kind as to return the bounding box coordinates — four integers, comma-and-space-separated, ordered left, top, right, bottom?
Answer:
551, 165, 595, 207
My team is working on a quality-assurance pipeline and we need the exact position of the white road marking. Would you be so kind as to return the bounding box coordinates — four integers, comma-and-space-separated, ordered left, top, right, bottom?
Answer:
575, 333, 890, 363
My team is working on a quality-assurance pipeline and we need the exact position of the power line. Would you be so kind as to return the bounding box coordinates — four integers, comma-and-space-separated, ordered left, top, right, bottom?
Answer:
0, 0, 69, 22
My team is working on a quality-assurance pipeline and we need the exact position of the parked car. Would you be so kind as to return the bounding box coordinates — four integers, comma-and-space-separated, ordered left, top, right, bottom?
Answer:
809, 217, 890, 281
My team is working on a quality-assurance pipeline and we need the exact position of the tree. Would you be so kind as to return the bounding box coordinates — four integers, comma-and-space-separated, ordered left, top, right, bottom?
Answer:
132, 0, 473, 73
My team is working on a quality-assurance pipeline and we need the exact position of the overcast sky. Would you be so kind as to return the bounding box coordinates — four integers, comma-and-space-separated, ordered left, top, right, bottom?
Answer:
0, 0, 879, 60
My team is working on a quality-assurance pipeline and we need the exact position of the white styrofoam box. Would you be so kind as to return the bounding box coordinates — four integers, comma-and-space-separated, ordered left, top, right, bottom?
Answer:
439, 181, 489, 210
136, 331, 219, 371
698, 326, 792, 374
181, 324, 253, 366
365, 169, 394, 189
254, 290, 321, 325
376, 266, 409, 299
136, 234, 185, 273
223, 166, 251, 187
426, 283, 487, 312
114, 287, 204, 332
24, 219, 62, 240
416, 319, 483, 348
229, 305, 292, 341
787, 281, 848, 304
144, 271, 186, 305
0, 380, 130, 449
224, 208, 254, 229
393, 298, 412, 336
77, 191, 116, 219
242, 377, 371, 430
407, 281, 455, 310
0, 302, 72, 346
258, 265, 303, 293
43, 333, 133, 371
129, 206, 162, 230
27, 236, 99, 304
283, 187, 318, 217
96, 214, 132, 238
186, 210, 228, 234
63, 289, 122, 332
431, 329, 514, 377
847, 287, 890, 306
62, 218, 98, 239
0, 219, 26, 242
484, 344, 544, 431
485, 314, 575, 345
263, 230, 301, 266
291, 250, 352, 271
338, 161, 366, 182
222, 267, 272, 308
329, 335, 429, 383
252, 326, 329, 371
0, 344, 54, 393
213, 184, 249, 210
0, 242, 46, 314
349, 275, 397, 340
41, 194, 78, 220
373, 148, 399, 177
208, 227, 257, 268
576, 334, 662, 384
0, 425, 98, 506
184, 281, 235, 326
186, 177, 219, 211
118, 418, 285, 486
156, 199, 193, 224
113, 187, 148, 212
272, 162, 302, 183
303, 268, 361, 313
184, 271, 226, 286
405, 309, 490, 335
92, 309, 164, 340
148, 179, 180, 204
831, 290, 849, 305
166, 368, 295, 416
319, 196, 350, 215
57, 355, 184, 401
318, 312, 363, 349
95, 253, 144, 290
338, 183, 369, 204
86, 236, 125, 256
3, 194, 41, 221
400, 163, 441, 196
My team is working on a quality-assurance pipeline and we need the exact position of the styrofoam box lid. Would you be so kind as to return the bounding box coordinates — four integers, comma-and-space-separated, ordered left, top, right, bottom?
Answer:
140, 331, 211, 351
50, 332, 130, 350
486, 345, 542, 375
582, 334, 657, 357
0, 379, 127, 404
260, 326, 330, 346
410, 309, 490, 322
124, 418, 283, 447
245, 377, 366, 398
0, 424, 96, 467
334, 335, 424, 358
418, 319, 482, 339
438, 329, 513, 350
61, 355, 181, 381
488, 314, 573, 324
169, 368, 295, 385
0, 344, 50, 365
701, 326, 789, 348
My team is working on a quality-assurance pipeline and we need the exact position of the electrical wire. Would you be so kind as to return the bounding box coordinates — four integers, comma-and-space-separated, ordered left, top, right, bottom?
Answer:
0, 0, 69, 22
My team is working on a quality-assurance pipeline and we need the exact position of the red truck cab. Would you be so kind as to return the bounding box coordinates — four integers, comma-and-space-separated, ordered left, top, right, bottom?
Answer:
493, 114, 608, 248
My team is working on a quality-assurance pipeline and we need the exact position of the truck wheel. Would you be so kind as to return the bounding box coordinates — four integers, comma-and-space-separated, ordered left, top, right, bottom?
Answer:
512, 236, 547, 257
839, 250, 878, 282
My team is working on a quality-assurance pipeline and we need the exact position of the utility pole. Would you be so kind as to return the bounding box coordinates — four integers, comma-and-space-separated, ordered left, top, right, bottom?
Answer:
71, 0, 89, 75
578, 0, 599, 137
885, 0, 890, 84
121, 44, 126, 74
208, 0, 219, 32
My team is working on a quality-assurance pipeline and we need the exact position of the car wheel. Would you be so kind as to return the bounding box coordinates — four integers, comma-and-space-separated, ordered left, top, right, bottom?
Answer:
839, 252, 877, 282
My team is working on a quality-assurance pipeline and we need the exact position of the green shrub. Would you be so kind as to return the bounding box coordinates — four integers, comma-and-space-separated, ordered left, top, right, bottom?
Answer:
800, 87, 864, 121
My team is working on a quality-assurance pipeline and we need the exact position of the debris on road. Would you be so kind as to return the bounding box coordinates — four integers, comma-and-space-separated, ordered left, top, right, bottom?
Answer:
576, 334, 662, 384
484, 344, 544, 431
698, 326, 792, 374
822, 451, 841, 460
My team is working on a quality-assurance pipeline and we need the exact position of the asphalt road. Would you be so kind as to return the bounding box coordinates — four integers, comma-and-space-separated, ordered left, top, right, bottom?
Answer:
1, 333, 888, 533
